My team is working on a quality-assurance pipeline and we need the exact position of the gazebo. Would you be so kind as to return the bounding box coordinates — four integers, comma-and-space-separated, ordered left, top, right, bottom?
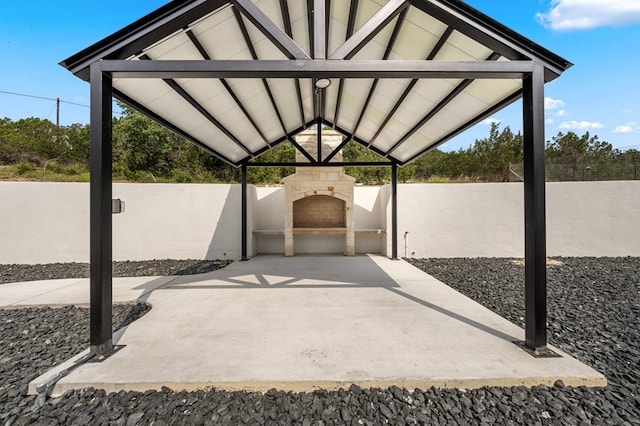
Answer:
60, 0, 572, 359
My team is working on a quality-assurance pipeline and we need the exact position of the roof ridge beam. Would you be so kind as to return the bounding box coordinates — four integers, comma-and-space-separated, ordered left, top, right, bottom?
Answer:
313, 0, 326, 59
330, 0, 409, 60
385, 52, 501, 158
232, 0, 310, 60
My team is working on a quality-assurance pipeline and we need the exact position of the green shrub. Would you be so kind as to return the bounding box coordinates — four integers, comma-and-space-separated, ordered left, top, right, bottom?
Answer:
15, 161, 37, 174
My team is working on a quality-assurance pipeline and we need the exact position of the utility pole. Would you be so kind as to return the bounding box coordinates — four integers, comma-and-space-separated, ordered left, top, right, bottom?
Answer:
56, 97, 60, 128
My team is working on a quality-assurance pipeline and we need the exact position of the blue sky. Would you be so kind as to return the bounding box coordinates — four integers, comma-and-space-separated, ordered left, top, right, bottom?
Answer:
1, 0, 639, 152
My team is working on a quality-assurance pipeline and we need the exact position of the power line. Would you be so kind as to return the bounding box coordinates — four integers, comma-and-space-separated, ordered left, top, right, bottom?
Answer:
0, 89, 89, 108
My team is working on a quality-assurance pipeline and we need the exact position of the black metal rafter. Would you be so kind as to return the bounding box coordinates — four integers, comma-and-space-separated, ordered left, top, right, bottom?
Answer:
385, 52, 501, 157
326, 119, 389, 159
163, 78, 253, 157
139, 55, 253, 157
401, 89, 521, 165
232, 0, 310, 60
289, 135, 317, 163
233, 7, 289, 137
113, 90, 238, 166
185, 30, 270, 146
278, 0, 306, 127
330, 0, 408, 60
324, 135, 352, 163
351, 7, 407, 140
367, 26, 454, 148
332, 0, 359, 127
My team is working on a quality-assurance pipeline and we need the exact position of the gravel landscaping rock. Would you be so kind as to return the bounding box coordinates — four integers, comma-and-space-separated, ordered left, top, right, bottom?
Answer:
1, 257, 639, 424
0, 259, 233, 285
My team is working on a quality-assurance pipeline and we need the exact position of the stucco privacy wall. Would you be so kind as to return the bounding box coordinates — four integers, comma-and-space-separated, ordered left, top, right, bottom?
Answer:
392, 181, 640, 258
0, 181, 638, 264
0, 182, 251, 264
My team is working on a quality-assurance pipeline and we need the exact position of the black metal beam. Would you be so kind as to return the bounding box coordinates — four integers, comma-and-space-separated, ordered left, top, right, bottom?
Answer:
385, 52, 500, 157
89, 62, 113, 356
391, 162, 398, 260
307, 0, 315, 57
186, 30, 270, 146
102, 59, 534, 79
113, 89, 240, 166
523, 61, 548, 353
161, 78, 253, 157
330, 0, 408, 60
324, 136, 352, 163
233, 7, 289, 136
352, 7, 407, 138
332, 0, 359, 126
241, 162, 249, 261
400, 89, 521, 165
316, 119, 322, 162
246, 161, 393, 167
367, 26, 453, 148
232, 0, 310, 60
289, 136, 317, 163
278, 0, 306, 127
327, 119, 389, 159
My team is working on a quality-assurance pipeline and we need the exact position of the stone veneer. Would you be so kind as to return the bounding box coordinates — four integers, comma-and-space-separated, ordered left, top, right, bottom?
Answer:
282, 129, 355, 256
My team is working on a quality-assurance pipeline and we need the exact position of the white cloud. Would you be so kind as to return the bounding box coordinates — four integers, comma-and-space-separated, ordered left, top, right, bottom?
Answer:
482, 118, 501, 125
537, 0, 640, 31
546, 118, 555, 124
613, 122, 639, 133
555, 109, 569, 117
544, 97, 564, 110
559, 120, 604, 130
621, 108, 633, 114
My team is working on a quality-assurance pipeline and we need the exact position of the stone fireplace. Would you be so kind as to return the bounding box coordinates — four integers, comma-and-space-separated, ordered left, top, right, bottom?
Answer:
283, 129, 355, 256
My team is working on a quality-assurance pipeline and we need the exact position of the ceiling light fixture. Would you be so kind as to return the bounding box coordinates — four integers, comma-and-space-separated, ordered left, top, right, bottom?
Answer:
314, 78, 332, 89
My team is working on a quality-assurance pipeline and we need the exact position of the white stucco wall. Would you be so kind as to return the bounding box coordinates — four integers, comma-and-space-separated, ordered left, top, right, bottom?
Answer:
393, 181, 640, 258
1, 181, 638, 264
0, 182, 245, 263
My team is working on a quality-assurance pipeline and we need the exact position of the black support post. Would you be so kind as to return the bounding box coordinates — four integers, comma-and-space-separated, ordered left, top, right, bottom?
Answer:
241, 162, 249, 261
391, 162, 398, 260
89, 61, 113, 356
522, 62, 549, 354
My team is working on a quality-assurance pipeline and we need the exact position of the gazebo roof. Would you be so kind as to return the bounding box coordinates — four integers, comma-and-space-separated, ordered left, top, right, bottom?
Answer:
61, 0, 572, 166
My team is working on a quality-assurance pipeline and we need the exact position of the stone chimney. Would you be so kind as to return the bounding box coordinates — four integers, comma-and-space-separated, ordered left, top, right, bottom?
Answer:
282, 129, 355, 256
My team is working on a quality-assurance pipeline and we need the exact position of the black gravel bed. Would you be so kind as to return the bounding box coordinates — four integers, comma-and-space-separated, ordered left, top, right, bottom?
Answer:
1, 258, 639, 425
0, 259, 233, 285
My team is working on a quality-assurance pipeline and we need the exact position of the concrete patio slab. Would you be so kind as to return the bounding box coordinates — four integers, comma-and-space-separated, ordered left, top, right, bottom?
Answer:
24, 255, 605, 396
0, 276, 175, 307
